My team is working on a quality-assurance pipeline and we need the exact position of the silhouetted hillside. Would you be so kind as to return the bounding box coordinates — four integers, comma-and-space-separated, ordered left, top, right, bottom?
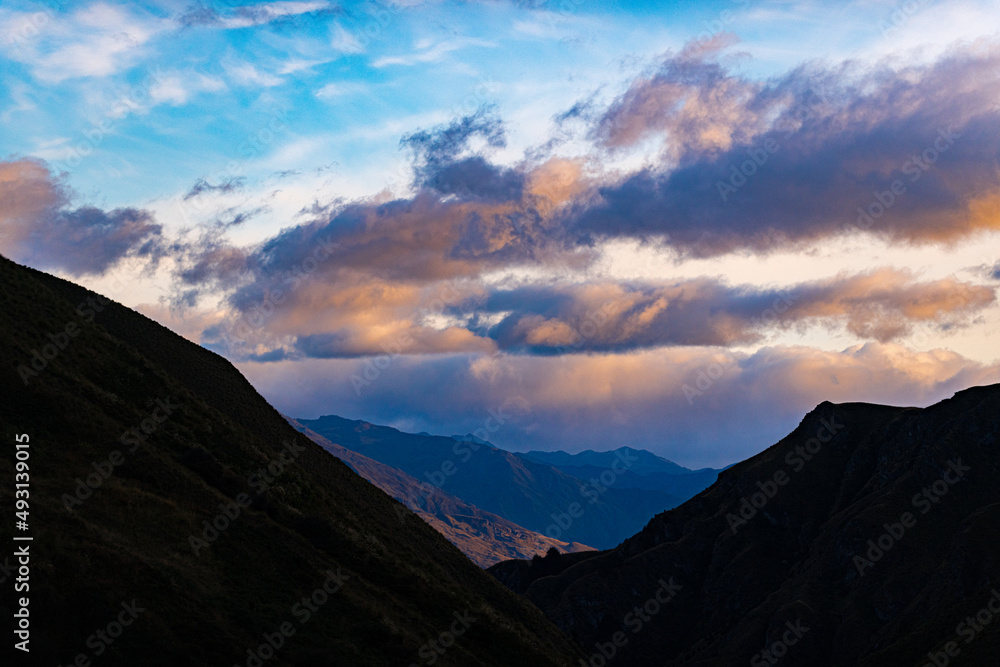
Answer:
0, 254, 581, 666
491, 389, 1000, 666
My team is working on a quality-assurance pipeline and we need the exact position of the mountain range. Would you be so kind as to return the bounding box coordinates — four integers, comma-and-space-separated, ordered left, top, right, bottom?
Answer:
287, 416, 594, 567
295, 415, 717, 550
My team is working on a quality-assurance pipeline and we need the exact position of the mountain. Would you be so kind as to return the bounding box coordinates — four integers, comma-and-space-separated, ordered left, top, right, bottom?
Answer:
517, 447, 721, 501
489, 387, 1000, 666
296, 415, 683, 549
519, 446, 694, 476
0, 254, 581, 666
288, 417, 594, 567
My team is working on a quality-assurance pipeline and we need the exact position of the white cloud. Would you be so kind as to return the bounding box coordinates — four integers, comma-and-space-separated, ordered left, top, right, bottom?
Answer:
217, 2, 332, 29
223, 61, 283, 87
0, 82, 37, 122
372, 37, 495, 68
150, 71, 226, 106
0, 3, 166, 82
315, 81, 366, 99
278, 58, 330, 74
330, 23, 364, 54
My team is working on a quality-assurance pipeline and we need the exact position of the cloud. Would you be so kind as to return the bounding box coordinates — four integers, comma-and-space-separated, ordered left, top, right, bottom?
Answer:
593, 33, 763, 162
316, 81, 366, 99
0, 159, 166, 276
237, 343, 1000, 467
400, 106, 527, 202
479, 269, 997, 353
164, 66, 1000, 361
0, 3, 164, 82
372, 37, 494, 68
178, 1, 336, 29
149, 70, 226, 105
330, 23, 364, 54
223, 61, 283, 87
183, 176, 246, 201
572, 40, 1000, 255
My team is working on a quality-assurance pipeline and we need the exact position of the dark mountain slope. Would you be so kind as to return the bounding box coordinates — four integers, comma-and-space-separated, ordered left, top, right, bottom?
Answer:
298, 414, 681, 549
491, 389, 1000, 666
0, 254, 581, 666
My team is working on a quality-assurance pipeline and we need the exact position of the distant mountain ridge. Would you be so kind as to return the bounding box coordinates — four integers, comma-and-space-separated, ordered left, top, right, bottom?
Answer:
296, 415, 689, 549
517, 447, 722, 508
519, 446, 697, 476
288, 417, 594, 567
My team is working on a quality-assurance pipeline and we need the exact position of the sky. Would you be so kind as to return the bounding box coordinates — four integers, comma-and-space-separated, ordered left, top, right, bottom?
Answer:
2, 0, 1000, 467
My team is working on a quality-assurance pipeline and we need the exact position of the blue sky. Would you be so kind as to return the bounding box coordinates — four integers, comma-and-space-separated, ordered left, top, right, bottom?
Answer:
2, 0, 1000, 466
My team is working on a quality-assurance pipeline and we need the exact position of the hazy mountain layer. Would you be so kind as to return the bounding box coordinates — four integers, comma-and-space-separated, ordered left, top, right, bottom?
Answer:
298, 414, 683, 549
289, 418, 594, 567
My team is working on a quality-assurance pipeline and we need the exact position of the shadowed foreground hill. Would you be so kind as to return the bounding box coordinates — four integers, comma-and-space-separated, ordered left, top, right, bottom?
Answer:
491, 388, 1000, 666
0, 254, 581, 666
